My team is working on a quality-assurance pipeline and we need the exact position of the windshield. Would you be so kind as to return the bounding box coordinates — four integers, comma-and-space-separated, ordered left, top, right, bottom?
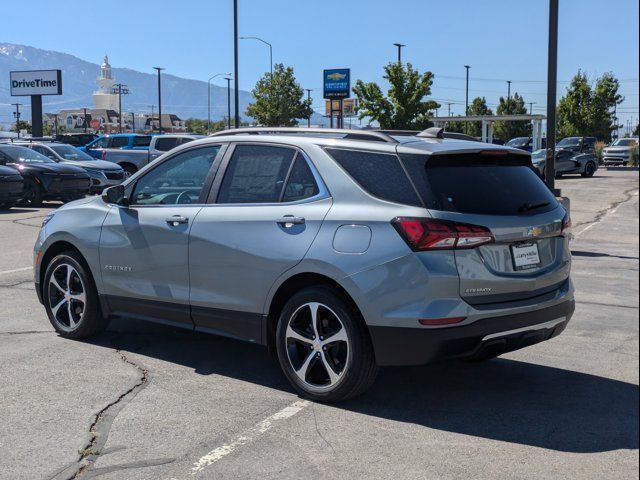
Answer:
506, 137, 530, 147
0, 146, 55, 164
531, 149, 546, 160
50, 145, 95, 161
557, 137, 581, 147
611, 139, 637, 147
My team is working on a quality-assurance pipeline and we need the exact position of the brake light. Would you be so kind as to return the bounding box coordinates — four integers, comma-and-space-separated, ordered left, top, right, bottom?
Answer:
561, 211, 572, 238
392, 217, 494, 251
101, 150, 106, 160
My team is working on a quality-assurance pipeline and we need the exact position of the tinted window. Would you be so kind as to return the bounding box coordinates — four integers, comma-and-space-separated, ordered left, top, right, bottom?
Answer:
51, 145, 95, 161
154, 137, 179, 152
282, 157, 319, 202
132, 146, 219, 205
0, 146, 55, 164
325, 148, 422, 207
400, 153, 558, 216
91, 138, 108, 149
178, 137, 196, 146
217, 145, 296, 204
133, 136, 152, 147
110, 137, 129, 148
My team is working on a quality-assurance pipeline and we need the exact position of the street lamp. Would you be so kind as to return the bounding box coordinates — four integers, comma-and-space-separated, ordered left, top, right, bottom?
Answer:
233, 0, 240, 129
208, 72, 231, 134
464, 65, 471, 134
111, 84, 130, 133
240, 36, 273, 75
393, 43, 406, 63
545, 0, 559, 192
153, 67, 165, 133
225, 77, 233, 130
506, 80, 512, 114
305, 88, 313, 127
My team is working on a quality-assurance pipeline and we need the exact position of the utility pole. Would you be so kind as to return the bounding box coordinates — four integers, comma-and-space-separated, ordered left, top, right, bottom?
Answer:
12, 103, 22, 139
131, 111, 135, 133
153, 67, 165, 133
112, 83, 130, 133
82, 108, 88, 133
464, 65, 471, 134
393, 43, 405, 63
305, 89, 312, 127
447, 103, 452, 116
233, 0, 240, 128
506, 80, 512, 114
545, 0, 559, 192
225, 77, 232, 130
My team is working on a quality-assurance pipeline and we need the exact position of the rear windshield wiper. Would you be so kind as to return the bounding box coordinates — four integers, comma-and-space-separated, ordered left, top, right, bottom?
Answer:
518, 201, 550, 213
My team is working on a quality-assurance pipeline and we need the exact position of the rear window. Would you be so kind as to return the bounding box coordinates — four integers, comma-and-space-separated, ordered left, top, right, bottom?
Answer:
133, 136, 152, 147
325, 148, 422, 207
400, 153, 558, 215
110, 137, 129, 148
154, 137, 179, 152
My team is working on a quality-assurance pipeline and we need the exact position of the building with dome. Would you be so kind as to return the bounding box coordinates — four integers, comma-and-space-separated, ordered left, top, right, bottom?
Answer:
93, 55, 119, 111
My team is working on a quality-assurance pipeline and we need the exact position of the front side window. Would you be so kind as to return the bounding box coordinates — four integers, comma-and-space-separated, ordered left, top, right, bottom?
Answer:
91, 138, 108, 149
131, 146, 219, 205
217, 145, 296, 204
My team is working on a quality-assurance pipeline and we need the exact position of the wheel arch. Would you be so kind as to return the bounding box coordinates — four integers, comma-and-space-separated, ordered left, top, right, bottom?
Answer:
117, 162, 137, 173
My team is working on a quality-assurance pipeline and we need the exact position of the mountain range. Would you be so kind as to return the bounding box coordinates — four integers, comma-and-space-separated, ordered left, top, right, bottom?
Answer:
0, 42, 325, 128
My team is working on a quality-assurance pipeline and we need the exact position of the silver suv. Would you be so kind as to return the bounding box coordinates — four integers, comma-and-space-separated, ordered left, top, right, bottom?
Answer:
34, 127, 575, 402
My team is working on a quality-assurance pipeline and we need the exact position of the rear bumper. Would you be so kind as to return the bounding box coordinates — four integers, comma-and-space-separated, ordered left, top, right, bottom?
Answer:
369, 299, 575, 366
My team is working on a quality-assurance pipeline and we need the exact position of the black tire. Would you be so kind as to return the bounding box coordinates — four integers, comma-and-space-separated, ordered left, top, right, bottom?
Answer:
122, 164, 137, 178
43, 251, 109, 339
581, 162, 596, 177
21, 179, 43, 207
0, 202, 14, 210
275, 286, 378, 402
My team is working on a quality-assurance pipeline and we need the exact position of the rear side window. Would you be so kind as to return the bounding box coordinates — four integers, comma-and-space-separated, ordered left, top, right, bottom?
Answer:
154, 137, 179, 152
217, 145, 296, 203
282, 157, 319, 202
133, 136, 152, 147
110, 137, 129, 148
400, 153, 558, 216
325, 148, 422, 207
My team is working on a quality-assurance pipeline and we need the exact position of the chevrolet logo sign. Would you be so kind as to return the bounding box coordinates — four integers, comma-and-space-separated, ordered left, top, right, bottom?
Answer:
327, 73, 346, 80
527, 226, 543, 237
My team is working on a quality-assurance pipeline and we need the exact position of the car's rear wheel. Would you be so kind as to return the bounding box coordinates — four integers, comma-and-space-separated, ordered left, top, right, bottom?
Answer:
121, 164, 137, 179
276, 286, 378, 402
43, 252, 109, 338
21, 179, 43, 207
0, 202, 14, 210
582, 162, 596, 177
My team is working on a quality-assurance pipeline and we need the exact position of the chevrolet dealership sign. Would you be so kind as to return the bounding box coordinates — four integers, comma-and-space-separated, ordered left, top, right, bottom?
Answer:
10, 70, 62, 96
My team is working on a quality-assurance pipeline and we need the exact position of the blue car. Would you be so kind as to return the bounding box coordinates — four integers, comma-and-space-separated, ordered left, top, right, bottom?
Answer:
79, 134, 153, 159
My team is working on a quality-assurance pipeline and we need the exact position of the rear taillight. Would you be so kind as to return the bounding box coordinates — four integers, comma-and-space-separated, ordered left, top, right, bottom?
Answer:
392, 217, 494, 251
101, 150, 106, 160
561, 211, 572, 238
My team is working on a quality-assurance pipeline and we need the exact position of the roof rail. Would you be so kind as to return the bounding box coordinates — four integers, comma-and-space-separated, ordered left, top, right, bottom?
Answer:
208, 127, 398, 143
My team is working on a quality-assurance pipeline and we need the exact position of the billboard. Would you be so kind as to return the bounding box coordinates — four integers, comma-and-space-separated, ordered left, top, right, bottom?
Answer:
323, 68, 350, 99
10, 70, 62, 96
325, 99, 357, 116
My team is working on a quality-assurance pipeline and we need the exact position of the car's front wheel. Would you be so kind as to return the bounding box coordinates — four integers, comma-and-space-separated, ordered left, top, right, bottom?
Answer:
21, 179, 43, 207
582, 162, 596, 177
276, 286, 378, 402
43, 252, 109, 338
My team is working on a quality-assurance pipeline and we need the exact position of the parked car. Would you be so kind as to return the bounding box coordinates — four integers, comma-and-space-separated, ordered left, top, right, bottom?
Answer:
556, 136, 597, 153
532, 148, 598, 178
100, 134, 205, 177
79, 134, 153, 159
34, 127, 574, 402
55, 133, 98, 147
0, 163, 24, 210
506, 136, 547, 152
602, 137, 638, 166
17, 142, 125, 194
0, 145, 90, 207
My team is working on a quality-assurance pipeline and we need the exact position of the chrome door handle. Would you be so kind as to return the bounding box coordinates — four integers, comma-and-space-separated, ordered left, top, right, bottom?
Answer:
166, 215, 189, 226
277, 215, 305, 227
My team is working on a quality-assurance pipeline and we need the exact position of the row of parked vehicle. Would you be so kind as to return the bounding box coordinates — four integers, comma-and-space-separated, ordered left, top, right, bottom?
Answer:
0, 133, 203, 209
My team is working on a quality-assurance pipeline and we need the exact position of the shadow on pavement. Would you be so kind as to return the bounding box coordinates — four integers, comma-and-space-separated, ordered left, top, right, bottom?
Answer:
572, 250, 639, 261
87, 317, 638, 455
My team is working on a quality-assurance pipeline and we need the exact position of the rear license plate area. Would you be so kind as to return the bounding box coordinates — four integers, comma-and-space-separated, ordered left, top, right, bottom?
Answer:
511, 242, 541, 271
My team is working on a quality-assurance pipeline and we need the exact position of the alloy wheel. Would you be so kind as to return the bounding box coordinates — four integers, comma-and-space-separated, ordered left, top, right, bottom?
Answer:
285, 302, 350, 391
47, 263, 86, 331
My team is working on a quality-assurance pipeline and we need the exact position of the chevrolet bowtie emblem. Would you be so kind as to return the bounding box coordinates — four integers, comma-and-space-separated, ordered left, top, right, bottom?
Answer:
527, 226, 543, 237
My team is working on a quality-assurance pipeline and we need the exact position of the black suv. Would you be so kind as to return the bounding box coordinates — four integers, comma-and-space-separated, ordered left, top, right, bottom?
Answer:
55, 133, 98, 147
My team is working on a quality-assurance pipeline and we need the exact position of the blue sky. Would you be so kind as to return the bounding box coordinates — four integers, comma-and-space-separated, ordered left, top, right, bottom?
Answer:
3, 0, 639, 130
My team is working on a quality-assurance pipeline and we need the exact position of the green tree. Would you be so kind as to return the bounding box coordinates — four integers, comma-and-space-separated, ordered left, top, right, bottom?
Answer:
633, 124, 639, 137
246, 63, 312, 126
557, 71, 623, 141
444, 117, 465, 133
352, 62, 439, 129
13, 120, 32, 135
466, 96, 493, 137
494, 92, 529, 140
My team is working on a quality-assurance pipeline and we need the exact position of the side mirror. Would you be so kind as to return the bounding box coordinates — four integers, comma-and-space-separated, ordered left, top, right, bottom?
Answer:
102, 185, 129, 206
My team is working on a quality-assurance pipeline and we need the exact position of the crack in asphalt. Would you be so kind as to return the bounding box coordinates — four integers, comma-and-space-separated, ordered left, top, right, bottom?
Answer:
577, 300, 639, 310
573, 187, 639, 232
0, 330, 51, 336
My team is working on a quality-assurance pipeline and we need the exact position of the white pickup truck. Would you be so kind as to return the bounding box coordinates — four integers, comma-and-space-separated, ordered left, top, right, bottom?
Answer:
100, 134, 205, 176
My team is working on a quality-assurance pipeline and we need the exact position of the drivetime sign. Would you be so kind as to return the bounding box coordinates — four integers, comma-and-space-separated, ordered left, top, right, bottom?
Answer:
323, 68, 350, 99
10, 70, 62, 96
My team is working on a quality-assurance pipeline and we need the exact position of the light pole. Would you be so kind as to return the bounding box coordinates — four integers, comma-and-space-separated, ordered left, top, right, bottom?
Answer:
82, 107, 88, 133
240, 36, 273, 75
111, 84, 130, 133
225, 77, 232, 130
305, 89, 313, 127
208, 72, 231, 134
233, 0, 240, 128
12, 103, 22, 139
506, 80, 512, 114
393, 43, 406, 63
153, 67, 165, 133
447, 103, 453, 117
545, 0, 559, 191
464, 65, 470, 134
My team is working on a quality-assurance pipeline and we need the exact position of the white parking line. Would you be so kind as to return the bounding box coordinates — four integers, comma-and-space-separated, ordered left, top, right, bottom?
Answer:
0, 266, 32, 275
191, 400, 311, 475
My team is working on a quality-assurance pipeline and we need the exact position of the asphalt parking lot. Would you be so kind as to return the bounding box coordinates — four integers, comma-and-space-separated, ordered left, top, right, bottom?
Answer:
0, 170, 638, 480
